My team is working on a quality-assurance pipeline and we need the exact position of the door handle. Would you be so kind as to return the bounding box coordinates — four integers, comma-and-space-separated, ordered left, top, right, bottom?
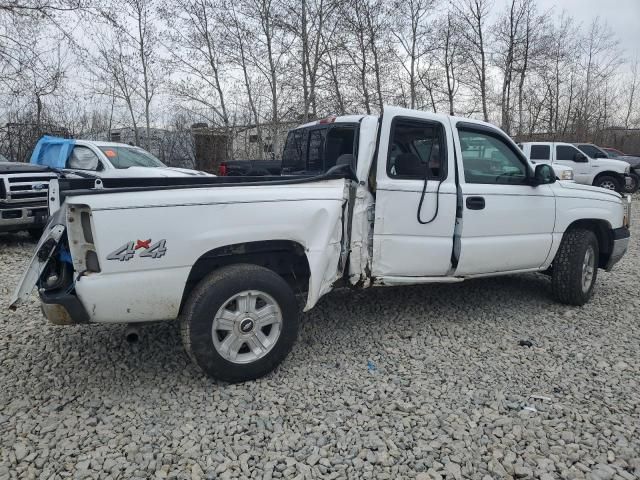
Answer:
466, 196, 485, 210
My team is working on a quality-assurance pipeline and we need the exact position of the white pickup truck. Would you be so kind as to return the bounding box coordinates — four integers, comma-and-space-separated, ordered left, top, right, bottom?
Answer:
12, 107, 631, 382
519, 141, 631, 192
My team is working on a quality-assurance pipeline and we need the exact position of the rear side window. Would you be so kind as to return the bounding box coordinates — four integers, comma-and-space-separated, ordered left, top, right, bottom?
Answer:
325, 127, 356, 170
530, 145, 550, 160
556, 145, 581, 161
282, 124, 358, 173
387, 119, 446, 180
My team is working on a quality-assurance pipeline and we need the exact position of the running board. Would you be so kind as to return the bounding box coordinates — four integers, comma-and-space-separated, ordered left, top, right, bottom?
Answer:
374, 276, 464, 286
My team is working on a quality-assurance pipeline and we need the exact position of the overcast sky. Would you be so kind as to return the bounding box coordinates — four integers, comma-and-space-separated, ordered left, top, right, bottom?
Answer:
536, 0, 640, 61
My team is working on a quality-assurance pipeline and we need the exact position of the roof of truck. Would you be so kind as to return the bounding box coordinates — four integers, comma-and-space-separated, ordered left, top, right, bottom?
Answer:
293, 107, 518, 135
75, 140, 146, 148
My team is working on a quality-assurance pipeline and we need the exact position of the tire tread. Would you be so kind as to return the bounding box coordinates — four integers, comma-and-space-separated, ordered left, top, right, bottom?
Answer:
551, 228, 598, 306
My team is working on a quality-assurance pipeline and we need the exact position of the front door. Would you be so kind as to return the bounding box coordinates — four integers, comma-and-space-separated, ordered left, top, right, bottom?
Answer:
372, 107, 458, 277
453, 122, 556, 276
554, 144, 591, 184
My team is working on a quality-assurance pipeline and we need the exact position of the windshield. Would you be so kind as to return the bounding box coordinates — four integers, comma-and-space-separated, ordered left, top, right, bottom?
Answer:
603, 148, 620, 158
98, 146, 165, 169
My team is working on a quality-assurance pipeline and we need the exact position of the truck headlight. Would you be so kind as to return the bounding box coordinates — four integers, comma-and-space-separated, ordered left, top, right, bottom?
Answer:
559, 170, 574, 180
625, 164, 631, 174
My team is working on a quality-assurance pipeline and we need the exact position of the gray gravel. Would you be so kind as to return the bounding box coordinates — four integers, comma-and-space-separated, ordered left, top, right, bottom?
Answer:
1, 201, 639, 480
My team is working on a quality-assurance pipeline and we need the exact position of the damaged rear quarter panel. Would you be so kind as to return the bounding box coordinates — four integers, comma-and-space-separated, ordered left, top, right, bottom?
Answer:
68, 180, 348, 323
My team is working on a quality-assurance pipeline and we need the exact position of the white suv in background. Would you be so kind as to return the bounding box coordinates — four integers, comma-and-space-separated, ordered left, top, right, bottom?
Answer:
519, 142, 631, 192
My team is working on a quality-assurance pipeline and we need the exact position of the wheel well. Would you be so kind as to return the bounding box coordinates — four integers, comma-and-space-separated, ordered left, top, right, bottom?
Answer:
565, 219, 613, 268
180, 240, 311, 313
593, 171, 622, 184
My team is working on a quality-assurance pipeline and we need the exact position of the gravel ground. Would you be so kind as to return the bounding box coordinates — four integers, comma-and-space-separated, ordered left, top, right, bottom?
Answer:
1, 202, 639, 480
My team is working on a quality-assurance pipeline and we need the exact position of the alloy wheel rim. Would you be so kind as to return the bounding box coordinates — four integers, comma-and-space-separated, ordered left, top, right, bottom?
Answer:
600, 180, 616, 190
581, 246, 596, 293
211, 290, 282, 364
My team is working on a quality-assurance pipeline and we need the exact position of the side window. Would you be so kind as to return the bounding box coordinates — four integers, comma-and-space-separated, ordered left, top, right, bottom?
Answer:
458, 129, 527, 185
577, 144, 598, 158
556, 145, 582, 161
530, 145, 550, 160
325, 126, 356, 169
282, 130, 304, 171
387, 119, 446, 180
67, 146, 100, 171
578, 144, 607, 158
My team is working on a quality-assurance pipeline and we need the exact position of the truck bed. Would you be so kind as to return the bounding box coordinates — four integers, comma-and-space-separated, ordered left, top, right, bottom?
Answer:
55, 170, 354, 201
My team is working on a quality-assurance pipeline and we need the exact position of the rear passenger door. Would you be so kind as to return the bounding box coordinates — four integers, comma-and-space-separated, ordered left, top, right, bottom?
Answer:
453, 123, 555, 276
528, 144, 553, 166
372, 107, 458, 278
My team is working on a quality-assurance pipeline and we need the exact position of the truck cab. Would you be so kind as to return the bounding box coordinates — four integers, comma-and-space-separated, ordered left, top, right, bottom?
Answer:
520, 141, 631, 192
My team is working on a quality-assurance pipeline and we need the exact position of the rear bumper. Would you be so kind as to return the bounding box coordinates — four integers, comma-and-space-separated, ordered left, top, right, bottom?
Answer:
39, 290, 89, 325
605, 227, 630, 271
0, 206, 48, 232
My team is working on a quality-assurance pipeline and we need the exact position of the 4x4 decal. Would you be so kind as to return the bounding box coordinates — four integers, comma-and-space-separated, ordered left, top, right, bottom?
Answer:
107, 239, 167, 261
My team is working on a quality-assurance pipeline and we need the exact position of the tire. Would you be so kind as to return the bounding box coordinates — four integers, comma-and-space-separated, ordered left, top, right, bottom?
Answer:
551, 228, 599, 306
180, 264, 299, 382
625, 172, 639, 194
593, 175, 621, 192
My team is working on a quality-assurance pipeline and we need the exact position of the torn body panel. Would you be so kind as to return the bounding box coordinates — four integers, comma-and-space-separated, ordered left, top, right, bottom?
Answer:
17, 179, 349, 323
10, 207, 67, 309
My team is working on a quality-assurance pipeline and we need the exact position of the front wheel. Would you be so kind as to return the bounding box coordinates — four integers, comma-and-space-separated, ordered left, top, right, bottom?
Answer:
551, 229, 599, 306
593, 175, 621, 192
180, 264, 300, 382
624, 172, 639, 194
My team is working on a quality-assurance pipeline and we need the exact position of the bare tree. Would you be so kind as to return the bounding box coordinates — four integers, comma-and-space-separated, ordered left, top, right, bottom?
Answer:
390, 0, 435, 109
574, 18, 622, 137
623, 59, 639, 129
435, 11, 462, 115
239, 0, 293, 155
281, 0, 339, 121
452, 0, 491, 121
162, 0, 230, 129
493, 0, 528, 134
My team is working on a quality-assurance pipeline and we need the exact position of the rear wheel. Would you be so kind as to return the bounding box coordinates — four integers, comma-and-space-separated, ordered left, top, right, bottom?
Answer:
180, 264, 299, 382
593, 175, 620, 192
551, 229, 599, 306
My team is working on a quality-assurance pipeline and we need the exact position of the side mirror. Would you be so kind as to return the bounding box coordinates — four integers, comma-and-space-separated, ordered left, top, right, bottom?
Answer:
531, 163, 556, 186
574, 152, 588, 163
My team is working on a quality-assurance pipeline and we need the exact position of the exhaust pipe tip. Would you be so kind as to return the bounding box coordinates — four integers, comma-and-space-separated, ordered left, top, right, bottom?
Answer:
125, 326, 140, 344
